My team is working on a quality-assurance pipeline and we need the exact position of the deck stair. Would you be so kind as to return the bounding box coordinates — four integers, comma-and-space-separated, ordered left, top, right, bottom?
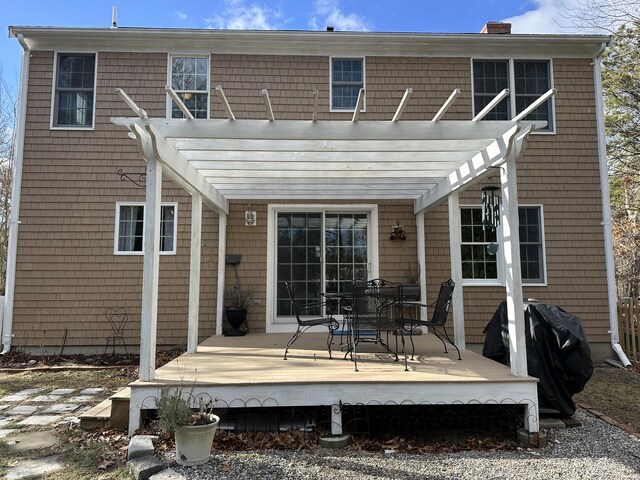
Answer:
79, 387, 131, 430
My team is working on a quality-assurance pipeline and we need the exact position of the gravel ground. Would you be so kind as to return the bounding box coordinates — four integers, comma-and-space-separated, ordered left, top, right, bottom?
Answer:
165, 408, 640, 480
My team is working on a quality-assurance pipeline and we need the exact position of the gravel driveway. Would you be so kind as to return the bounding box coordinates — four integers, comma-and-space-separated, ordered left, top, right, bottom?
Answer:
168, 408, 640, 480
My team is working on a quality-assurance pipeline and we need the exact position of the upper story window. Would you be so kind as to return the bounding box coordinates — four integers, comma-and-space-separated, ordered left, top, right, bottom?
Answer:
169, 56, 209, 119
331, 58, 364, 111
115, 202, 177, 255
473, 59, 554, 132
460, 205, 546, 285
52, 53, 96, 128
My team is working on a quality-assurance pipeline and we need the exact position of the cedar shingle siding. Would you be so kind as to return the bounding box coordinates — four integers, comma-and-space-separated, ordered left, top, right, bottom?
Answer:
12, 48, 610, 349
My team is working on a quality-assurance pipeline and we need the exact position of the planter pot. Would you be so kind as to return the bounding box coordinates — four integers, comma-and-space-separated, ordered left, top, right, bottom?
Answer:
224, 308, 247, 336
174, 416, 220, 466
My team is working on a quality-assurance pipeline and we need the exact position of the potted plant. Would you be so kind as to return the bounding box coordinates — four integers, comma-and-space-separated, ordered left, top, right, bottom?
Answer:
156, 387, 220, 466
224, 286, 253, 336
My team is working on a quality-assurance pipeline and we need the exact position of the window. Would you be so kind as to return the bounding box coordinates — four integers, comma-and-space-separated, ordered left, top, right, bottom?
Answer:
460, 207, 499, 282
519, 206, 545, 284
460, 206, 546, 284
115, 203, 177, 255
331, 58, 364, 110
473, 59, 553, 132
169, 56, 209, 118
53, 53, 96, 128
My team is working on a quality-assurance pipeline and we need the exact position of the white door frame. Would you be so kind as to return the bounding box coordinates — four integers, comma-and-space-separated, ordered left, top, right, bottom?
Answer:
266, 203, 379, 333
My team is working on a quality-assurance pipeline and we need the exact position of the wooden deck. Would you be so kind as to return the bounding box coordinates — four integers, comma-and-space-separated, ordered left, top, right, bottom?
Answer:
128, 333, 540, 434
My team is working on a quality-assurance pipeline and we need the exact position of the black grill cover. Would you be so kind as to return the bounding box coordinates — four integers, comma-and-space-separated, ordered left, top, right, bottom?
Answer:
483, 301, 593, 417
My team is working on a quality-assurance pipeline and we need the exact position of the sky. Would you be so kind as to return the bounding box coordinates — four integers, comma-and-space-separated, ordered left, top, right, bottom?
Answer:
0, 0, 587, 88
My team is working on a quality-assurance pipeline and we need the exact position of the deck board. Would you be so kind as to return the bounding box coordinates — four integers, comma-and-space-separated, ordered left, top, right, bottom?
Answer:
132, 333, 534, 387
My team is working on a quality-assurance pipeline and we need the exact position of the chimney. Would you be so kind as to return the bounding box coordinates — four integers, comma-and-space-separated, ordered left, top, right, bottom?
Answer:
480, 22, 511, 34
326, 26, 334, 32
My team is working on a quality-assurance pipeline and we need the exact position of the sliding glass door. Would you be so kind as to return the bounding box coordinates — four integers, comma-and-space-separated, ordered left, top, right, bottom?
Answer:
275, 210, 370, 319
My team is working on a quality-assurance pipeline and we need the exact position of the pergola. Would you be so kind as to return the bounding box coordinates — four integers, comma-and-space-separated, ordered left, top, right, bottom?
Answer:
112, 86, 553, 384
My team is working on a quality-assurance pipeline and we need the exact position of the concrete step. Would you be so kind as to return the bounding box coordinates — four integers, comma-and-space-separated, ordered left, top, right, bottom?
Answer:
79, 387, 131, 431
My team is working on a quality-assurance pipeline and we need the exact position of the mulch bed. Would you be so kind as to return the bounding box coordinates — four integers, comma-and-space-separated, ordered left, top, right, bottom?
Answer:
0, 348, 184, 371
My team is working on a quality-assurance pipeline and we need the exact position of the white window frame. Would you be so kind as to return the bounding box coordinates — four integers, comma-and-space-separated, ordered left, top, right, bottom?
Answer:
50, 51, 98, 130
459, 204, 505, 287
330, 56, 366, 112
114, 202, 178, 256
166, 54, 211, 119
470, 57, 556, 135
265, 203, 379, 332
519, 204, 547, 286
459, 204, 547, 287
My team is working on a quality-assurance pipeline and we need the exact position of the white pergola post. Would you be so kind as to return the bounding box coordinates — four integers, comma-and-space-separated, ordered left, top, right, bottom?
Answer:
448, 192, 465, 350
215, 212, 228, 336
500, 155, 528, 377
187, 192, 203, 353
139, 155, 162, 382
416, 210, 427, 319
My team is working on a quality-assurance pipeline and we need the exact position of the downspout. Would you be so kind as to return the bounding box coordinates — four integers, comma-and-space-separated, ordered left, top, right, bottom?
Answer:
1, 33, 30, 354
593, 40, 631, 367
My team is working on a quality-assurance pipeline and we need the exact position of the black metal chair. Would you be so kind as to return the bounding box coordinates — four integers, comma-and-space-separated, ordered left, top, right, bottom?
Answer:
397, 279, 460, 370
347, 279, 399, 371
283, 281, 340, 360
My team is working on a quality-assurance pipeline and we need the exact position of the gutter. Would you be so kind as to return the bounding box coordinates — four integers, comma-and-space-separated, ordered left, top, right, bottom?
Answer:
592, 39, 632, 367
1, 34, 29, 354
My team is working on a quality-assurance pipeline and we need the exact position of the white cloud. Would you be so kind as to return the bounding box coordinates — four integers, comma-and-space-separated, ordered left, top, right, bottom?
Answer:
502, 0, 584, 34
205, 0, 281, 30
310, 0, 372, 32
174, 10, 188, 21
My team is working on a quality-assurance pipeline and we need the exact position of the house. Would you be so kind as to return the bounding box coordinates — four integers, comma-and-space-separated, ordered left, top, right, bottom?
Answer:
3, 22, 622, 434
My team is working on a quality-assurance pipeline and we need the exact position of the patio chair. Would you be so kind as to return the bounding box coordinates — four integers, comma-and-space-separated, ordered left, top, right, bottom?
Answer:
347, 279, 399, 371
397, 279, 460, 370
283, 281, 340, 360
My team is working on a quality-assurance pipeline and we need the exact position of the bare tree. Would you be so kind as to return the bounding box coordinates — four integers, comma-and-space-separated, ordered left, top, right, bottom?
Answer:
564, 0, 640, 34
0, 68, 16, 295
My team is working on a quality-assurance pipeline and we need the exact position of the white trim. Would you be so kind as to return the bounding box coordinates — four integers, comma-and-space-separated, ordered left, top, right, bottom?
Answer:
1, 35, 30, 353
113, 201, 178, 255
265, 203, 379, 332
330, 56, 366, 113
459, 204, 505, 287
166, 53, 211, 120
470, 57, 556, 135
50, 50, 98, 130
520, 204, 547, 286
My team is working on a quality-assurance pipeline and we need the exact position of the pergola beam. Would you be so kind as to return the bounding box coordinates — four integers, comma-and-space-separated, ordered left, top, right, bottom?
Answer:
512, 88, 556, 122
352, 88, 365, 122
261, 89, 275, 121
473, 89, 509, 121
392, 88, 413, 122
115, 88, 148, 119
215, 85, 236, 120
165, 86, 195, 120
432, 88, 461, 122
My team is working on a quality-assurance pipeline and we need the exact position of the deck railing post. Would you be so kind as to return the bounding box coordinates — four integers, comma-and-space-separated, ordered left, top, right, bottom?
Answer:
187, 192, 203, 353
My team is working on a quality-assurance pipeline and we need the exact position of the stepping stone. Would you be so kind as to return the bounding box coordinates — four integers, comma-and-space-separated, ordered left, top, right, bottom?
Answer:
5, 455, 63, 480
18, 415, 62, 426
539, 417, 566, 430
67, 395, 94, 404
0, 417, 13, 426
32, 395, 62, 403
80, 387, 104, 395
150, 469, 186, 480
14, 388, 43, 396
128, 456, 165, 480
49, 388, 75, 395
128, 435, 157, 460
0, 405, 8, 411
0, 394, 30, 402
6, 406, 38, 416
4, 430, 59, 452
0, 429, 14, 438
43, 403, 79, 414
